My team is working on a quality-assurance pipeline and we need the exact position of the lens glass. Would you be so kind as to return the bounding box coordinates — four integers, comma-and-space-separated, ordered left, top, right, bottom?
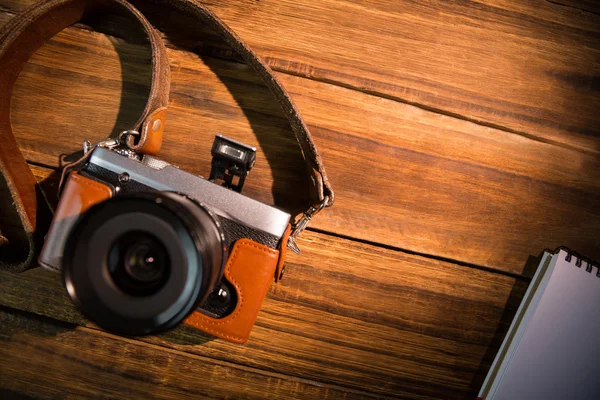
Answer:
107, 231, 170, 296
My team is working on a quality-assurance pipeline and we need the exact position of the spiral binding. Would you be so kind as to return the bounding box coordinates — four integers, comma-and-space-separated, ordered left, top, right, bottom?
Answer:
554, 246, 600, 278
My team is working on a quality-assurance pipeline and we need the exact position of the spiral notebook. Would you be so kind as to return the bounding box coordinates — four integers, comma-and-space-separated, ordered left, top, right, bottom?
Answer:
477, 248, 600, 400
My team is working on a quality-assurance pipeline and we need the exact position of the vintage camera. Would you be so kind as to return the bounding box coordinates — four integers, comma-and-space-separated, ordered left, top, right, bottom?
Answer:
40, 135, 291, 343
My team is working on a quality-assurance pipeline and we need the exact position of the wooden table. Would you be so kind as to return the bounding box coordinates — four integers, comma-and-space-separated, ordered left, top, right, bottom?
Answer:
1, 0, 599, 398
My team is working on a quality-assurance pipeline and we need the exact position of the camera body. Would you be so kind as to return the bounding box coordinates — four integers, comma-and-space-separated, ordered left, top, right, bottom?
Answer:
40, 137, 291, 343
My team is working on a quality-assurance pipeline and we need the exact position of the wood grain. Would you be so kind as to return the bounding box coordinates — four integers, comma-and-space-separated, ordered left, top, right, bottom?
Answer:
3, 0, 599, 153
5, 18, 600, 273
1, 2, 597, 399
0, 252, 526, 399
0, 167, 530, 398
0, 308, 371, 400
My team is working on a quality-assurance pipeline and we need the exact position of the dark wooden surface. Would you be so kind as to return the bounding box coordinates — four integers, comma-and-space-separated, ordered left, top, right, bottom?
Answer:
0, 0, 599, 399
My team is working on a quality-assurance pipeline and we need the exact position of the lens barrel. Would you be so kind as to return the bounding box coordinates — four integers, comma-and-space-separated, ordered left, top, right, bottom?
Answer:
63, 192, 225, 336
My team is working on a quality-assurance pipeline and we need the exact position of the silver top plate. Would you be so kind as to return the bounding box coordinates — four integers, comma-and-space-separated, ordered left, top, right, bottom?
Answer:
90, 148, 290, 238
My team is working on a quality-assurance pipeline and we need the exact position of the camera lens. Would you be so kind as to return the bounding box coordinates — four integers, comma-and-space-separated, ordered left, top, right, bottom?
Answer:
63, 192, 225, 336
107, 232, 170, 296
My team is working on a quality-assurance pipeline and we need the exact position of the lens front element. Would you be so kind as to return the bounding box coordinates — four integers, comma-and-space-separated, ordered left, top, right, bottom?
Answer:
108, 231, 170, 296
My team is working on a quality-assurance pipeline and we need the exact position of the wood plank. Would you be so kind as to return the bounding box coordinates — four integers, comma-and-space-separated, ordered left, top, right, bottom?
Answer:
3, 0, 599, 152
0, 252, 526, 399
0, 308, 371, 400
6, 18, 600, 273
0, 167, 531, 398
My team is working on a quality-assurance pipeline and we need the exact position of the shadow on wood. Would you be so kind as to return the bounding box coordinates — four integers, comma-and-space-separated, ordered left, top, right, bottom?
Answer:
0, 307, 363, 400
135, 2, 311, 215
60, 14, 153, 165
465, 256, 538, 398
62, 6, 312, 215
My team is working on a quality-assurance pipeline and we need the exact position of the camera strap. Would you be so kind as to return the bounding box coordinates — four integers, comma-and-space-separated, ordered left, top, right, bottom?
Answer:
0, 0, 334, 271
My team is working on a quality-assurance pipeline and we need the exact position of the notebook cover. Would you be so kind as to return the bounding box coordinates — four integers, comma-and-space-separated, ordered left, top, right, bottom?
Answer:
490, 250, 600, 399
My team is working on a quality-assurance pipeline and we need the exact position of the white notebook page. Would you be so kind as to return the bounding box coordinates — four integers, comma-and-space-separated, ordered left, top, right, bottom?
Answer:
494, 250, 600, 399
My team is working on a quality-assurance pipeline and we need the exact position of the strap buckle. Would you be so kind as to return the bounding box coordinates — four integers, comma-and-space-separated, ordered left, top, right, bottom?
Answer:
83, 138, 119, 154
287, 196, 329, 254
82, 130, 141, 158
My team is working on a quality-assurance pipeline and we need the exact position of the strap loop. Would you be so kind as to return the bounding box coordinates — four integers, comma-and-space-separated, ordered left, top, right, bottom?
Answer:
287, 195, 329, 254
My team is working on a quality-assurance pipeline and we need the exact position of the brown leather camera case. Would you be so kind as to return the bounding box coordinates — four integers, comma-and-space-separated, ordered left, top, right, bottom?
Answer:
184, 238, 280, 344
55, 172, 113, 218
39, 172, 113, 271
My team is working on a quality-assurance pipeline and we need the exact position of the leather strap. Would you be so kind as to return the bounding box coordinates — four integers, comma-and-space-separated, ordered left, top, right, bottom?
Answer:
0, 0, 170, 271
0, 0, 334, 272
